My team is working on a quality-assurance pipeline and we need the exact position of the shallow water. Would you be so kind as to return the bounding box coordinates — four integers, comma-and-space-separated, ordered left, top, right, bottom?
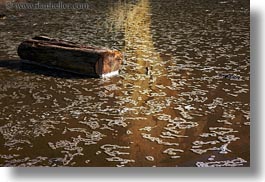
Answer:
0, 0, 250, 167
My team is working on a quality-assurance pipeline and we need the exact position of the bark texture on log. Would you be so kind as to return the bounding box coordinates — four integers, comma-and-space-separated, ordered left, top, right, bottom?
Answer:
17, 36, 123, 77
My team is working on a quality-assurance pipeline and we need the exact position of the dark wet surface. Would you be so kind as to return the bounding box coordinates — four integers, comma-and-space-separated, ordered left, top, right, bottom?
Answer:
0, 0, 249, 167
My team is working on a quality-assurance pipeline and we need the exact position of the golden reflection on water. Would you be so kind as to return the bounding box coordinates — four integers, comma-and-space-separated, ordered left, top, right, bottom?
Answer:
108, 0, 201, 166
107, 0, 168, 166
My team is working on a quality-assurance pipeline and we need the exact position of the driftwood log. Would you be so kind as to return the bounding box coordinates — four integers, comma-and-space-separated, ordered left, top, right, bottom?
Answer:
17, 36, 123, 77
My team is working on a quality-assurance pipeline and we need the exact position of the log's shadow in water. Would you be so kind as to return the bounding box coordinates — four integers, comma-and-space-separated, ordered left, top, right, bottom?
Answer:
7, 10, 262, 179
0, 59, 97, 79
